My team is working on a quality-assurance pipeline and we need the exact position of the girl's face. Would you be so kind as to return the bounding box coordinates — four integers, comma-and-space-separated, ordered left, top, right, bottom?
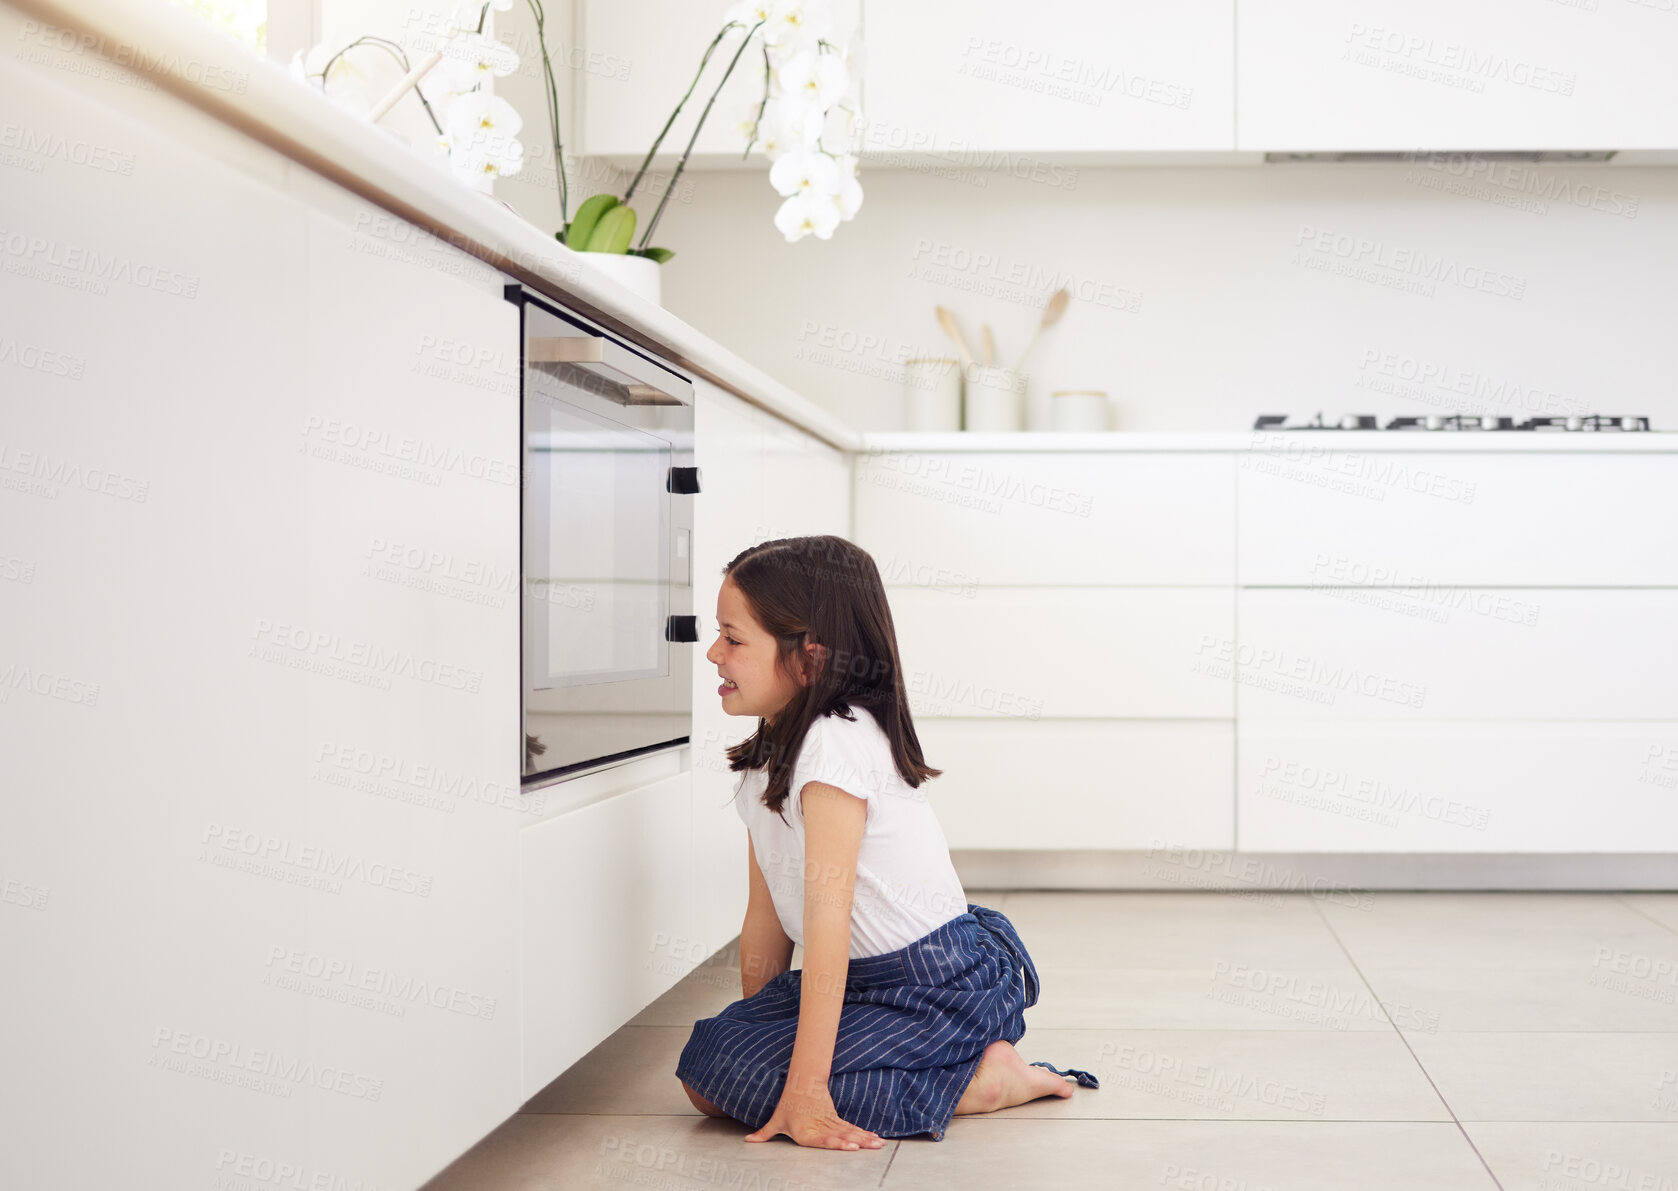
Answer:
706, 576, 818, 722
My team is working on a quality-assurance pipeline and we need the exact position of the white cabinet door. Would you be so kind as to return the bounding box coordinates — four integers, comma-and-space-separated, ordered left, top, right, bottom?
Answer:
1238, 450, 1678, 587
919, 719, 1235, 850
889, 587, 1235, 719
690, 381, 763, 955
1236, 588, 1678, 722
863, 0, 1234, 152
581, 0, 862, 163
519, 771, 695, 1097
1238, 0, 1678, 151
856, 451, 1236, 584
1238, 722, 1678, 853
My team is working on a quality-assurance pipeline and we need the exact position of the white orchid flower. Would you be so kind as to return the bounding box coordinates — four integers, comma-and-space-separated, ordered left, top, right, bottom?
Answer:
754, 99, 823, 158
772, 50, 847, 115
723, 1, 773, 26
764, 0, 829, 52
445, 90, 524, 140
768, 145, 840, 198
451, 133, 525, 184
434, 30, 520, 93
774, 191, 841, 241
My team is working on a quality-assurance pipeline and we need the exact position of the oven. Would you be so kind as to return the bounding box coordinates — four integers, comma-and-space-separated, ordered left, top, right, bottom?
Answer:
506, 284, 699, 787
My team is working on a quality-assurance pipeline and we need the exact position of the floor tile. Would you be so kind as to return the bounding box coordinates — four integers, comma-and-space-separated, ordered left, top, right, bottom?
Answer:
1361, 967, 1678, 1033
1405, 1032, 1678, 1121
984, 1028, 1449, 1121
1002, 891, 1356, 971
627, 962, 745, 1027
1621, 893, 1678, 934
1025, 966, 1393, 1030
521, 1026, 696, 1116
885, 1119, 1498, 1190
422, 1113, 896, 1190
1464, 1122, 1678, 1191
1318, 892, 1678, 972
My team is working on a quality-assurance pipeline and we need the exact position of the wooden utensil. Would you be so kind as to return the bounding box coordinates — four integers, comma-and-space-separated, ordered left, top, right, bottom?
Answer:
1012, 287, 1070, 372
981, 324, 996, 367
935, 305, 974, 369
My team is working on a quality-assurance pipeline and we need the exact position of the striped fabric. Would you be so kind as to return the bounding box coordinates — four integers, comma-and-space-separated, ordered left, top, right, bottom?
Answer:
674, 903, 1099, 1141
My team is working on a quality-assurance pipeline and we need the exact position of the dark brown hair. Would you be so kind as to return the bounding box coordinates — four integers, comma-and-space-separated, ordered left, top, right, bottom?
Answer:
722, 535, 941, 821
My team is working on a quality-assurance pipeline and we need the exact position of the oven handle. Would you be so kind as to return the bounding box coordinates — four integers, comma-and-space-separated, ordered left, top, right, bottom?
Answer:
527, 332, 694, 407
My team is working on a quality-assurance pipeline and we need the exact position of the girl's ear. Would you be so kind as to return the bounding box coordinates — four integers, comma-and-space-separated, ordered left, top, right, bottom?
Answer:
800, 641, 827, 687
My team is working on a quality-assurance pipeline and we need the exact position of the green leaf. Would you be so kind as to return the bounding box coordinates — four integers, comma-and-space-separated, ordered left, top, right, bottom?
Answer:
564, 193, 619, 251
629, 246, 675, 263
586, 204, 637, 254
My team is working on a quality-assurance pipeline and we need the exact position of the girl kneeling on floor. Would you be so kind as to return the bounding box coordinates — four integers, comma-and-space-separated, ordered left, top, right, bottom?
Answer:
676, 535, 1098, 1150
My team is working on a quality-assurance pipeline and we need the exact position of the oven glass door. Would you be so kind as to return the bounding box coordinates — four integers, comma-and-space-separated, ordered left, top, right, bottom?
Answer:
525, 399, 670, 690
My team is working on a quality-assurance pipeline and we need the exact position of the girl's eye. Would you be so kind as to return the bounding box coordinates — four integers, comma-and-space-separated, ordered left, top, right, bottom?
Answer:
725, 636, 741, 646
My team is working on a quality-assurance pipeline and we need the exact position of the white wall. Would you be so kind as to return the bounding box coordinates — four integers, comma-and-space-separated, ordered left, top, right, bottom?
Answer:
655, 161, 1678, 432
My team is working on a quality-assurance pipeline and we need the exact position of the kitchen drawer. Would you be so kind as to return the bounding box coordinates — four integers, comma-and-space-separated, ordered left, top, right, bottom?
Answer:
519, 771, 694, 1097
1235, 588, 1678, 721
856, 451, 1235, 585
918, 719, 1234, 850
1238, 450, 1678, 586
889, 586, 1234, 719
1238, 722, 1678, 853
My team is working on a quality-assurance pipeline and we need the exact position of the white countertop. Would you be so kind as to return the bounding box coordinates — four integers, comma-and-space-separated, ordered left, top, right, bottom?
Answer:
23, 0, 1677, 460
860, 430, 1678, 452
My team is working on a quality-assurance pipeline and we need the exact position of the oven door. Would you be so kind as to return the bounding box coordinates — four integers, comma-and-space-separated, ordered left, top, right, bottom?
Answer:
510, 287, 697, 785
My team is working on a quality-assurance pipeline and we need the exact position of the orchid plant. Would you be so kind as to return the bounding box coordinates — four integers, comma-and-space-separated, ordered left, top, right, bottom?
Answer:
290, 0, 864, 257
290, 0, 530, 188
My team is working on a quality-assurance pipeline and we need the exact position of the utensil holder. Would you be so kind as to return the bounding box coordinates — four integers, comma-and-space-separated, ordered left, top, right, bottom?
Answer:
963, 365, 1026, 432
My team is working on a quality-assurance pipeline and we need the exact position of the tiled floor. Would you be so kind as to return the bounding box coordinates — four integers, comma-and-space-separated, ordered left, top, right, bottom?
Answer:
422, 891, 1678, 1190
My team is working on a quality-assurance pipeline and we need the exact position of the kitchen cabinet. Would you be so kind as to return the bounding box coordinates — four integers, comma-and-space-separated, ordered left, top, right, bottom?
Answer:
854, 448, 1239, 852
1237, 722, 1678, 853
862, 0, 1234, 154
1237, 0, 1678, 152
1, 23, 532, 1189
920, 720, 1235, 850
580, 0, 863, 163
519, 769, 695, 1096
891, 587, 1235, 720
1238, 450, 1678, 587
855, 451, 1236, 585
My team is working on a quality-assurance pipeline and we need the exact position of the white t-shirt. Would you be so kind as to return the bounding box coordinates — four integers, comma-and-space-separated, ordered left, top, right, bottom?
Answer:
733, 705, 969, 959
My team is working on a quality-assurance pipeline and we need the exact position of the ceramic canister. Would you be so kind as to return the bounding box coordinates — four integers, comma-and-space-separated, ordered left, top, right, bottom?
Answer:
964, 365, 1027, 432
902, 357, 962, 431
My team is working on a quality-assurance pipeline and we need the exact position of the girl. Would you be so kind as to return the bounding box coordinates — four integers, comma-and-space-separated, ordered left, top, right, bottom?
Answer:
675, 535, 1098, 1149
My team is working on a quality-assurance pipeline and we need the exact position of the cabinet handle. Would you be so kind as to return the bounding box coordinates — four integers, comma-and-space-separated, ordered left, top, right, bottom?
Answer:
667, 466, 702, 494
665, 615, 699, 643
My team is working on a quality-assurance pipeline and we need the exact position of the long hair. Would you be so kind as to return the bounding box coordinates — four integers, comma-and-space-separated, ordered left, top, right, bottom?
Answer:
722, 535, 941, 821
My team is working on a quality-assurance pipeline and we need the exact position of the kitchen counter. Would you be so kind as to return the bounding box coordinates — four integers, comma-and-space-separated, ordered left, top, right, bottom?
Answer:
861, 430, 1678, 452
10, 0, 860, 452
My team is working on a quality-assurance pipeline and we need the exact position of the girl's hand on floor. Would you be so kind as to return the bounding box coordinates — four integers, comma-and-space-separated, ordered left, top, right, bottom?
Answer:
743, 1089, 886, 1150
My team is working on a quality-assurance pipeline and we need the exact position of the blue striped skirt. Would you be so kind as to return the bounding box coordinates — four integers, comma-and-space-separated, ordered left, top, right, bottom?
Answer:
674, 902, 1098, 1141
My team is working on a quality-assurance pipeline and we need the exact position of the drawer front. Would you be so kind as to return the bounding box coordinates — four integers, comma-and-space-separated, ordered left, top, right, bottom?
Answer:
1235, 588, 1678, 721
857, 451, 1235, 584
890, 587, 1235, 719
1238, 450, 1678, 586
1238, 722, 1678, 853
919, 720, 1235, 850
519, 773, 694, 1097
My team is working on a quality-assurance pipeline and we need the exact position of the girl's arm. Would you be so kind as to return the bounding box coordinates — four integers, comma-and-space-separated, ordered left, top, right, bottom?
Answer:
740, 834, 794, 1000
745, 781, 882, 1150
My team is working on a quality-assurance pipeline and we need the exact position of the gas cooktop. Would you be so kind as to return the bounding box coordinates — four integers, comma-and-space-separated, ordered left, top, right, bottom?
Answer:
1253, 413, 1652, 432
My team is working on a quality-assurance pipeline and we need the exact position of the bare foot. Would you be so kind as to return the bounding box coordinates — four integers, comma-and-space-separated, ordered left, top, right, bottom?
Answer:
953, 1040, 1075, 1115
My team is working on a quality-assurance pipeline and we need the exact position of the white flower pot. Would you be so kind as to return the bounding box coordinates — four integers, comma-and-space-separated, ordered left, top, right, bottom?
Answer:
575, 250, 663, 307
